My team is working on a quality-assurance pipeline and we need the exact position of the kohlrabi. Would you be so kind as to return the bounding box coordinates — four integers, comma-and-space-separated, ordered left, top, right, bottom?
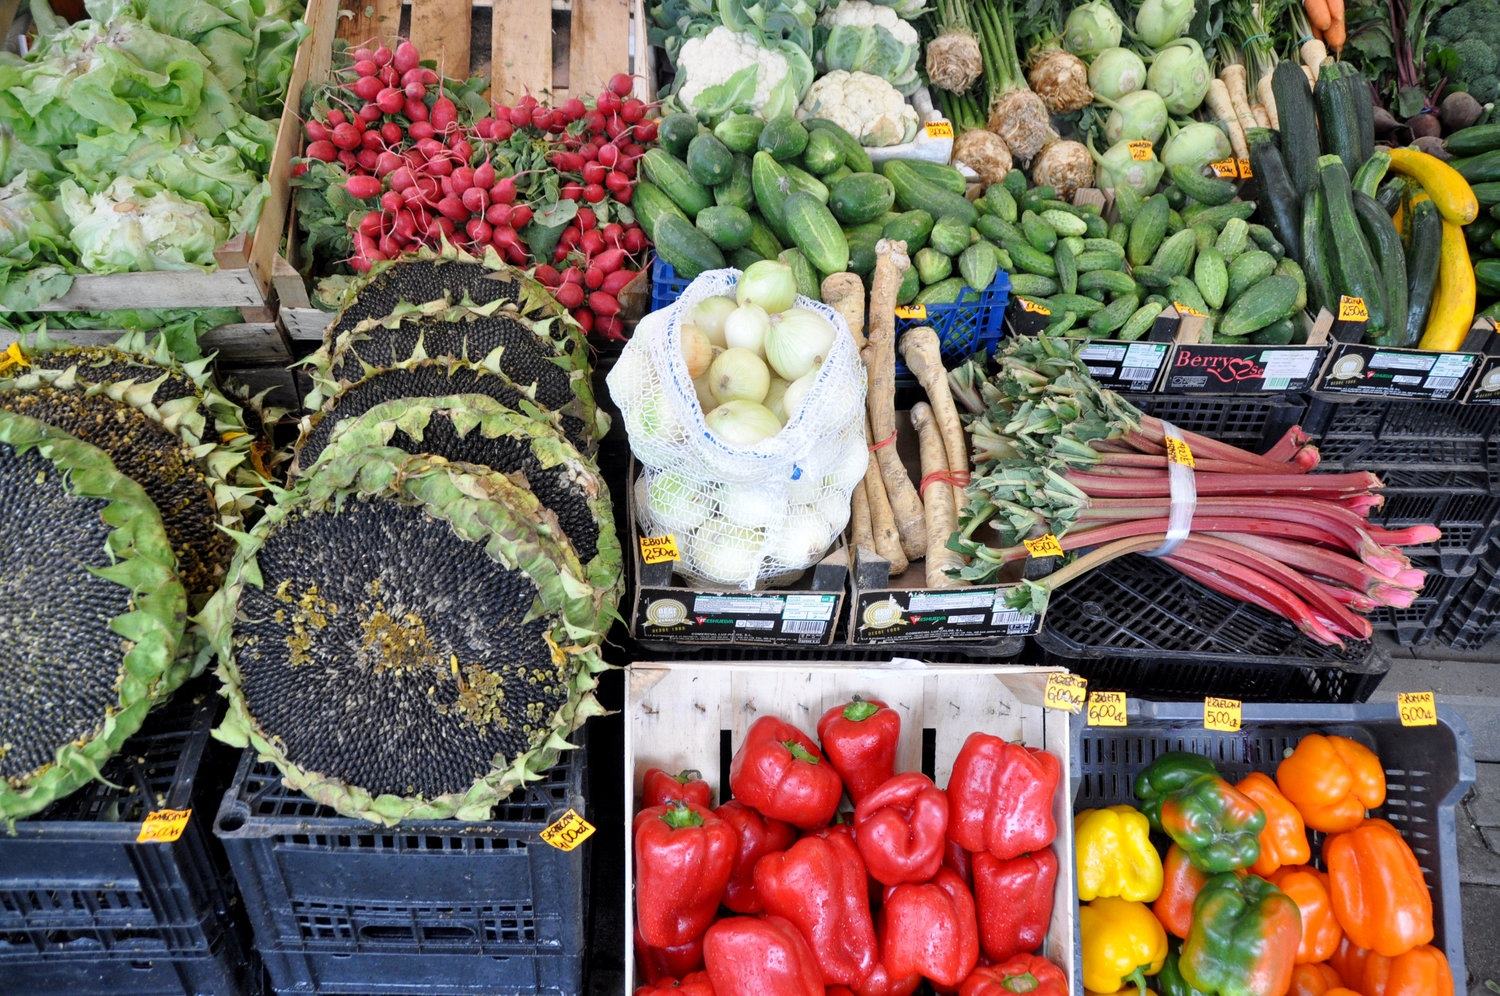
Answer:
1160, 119, 1232, 169
1101, 90, 1169, 144
1134, 0, 1195, 49
1087, 46, 1147, 101
1090, 135, 1166, 195
1062, 0, 1123, 58
1147, 37, 1211, 114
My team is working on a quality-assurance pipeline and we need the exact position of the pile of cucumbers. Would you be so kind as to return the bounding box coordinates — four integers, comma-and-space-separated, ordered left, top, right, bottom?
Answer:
997, 164, 1307, 344
635, 111, 1006, 307
1452, 124, 1500, 320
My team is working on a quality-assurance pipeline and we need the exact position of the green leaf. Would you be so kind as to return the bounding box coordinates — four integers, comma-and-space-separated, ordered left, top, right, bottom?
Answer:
1397, 85, 1429, 119
524, 199, 579, 262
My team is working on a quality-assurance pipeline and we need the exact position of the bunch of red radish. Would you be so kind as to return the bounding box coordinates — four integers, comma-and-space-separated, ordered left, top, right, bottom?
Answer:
295, 39, 656, 340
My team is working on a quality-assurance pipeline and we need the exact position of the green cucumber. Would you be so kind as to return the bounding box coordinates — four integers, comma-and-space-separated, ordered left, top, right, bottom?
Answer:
1114, 183, 1144, 225
1055, 239, 1077, 295
686, 132, 734, 187
1447, 124, 1500, 158
930, 215, 972, 257
802, 129, 843, 175
1227, 250, 1278, 302
783, 191, 848, 274
884, 210, 934, 252
1005, 239, 1056, 277
983, 183, 1018, 222
714, 155, 754, 212
976, 214, 1022, 246
1152, 228, 1198, 278
1168, 277, 1209, 316
1021, 210, 1057, 252
696, 205, 753, 250
1120, 301, 1166, 341
959, 241, 1000, 291
1042, 208, 1088, 236
746, 217, 783, 261
1215, 217, 1250, 258
883, 161, 977, 225
1077, 270, 1137, 296
1009, 273, 1059, 297
1169, 164, 1238, 206
914, 247, 951, 285
1247, 223, 1285, 258
1108, 220, 1129, 246
1001, 169, 1027, 197
829, 173, 896, 225
1219, 274, 1301, 336
1128, 195, 1171, 267
844, 221, 884, 276
1131, 265, 1172, 289
713, 114, 764, 153
758, 114, 809, 161
782, 163, 829, 203
633, 180, 689, 242
729, 247, 763, 269
1076, 249, 1123, 271
802, 119, 872, 172
1084, 213, 1109, 238
642, 149, 712, 217
779, 248, 819, 299
1250, 318, 1299, 344
1195, 246, 1228, 310
1090, 293, 1140, 336
752, 151, 795, 242
896, 264, 920, 304
654, 212, 725, 278
915, 277, 966, 306
1191, 223, 1219, 254
1276, 256, 1308, 312
1044, 293, 1106, 317
657, 113, 700, 158
883, 158, 967, 195
1181, 200, 1258, 229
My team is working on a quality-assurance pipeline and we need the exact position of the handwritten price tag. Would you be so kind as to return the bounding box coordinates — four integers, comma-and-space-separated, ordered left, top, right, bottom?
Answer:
1173, 301, 1208, 319
137, 809, 191, 844
1204, 696, 1242, 733
1020, 298, 1052, 316
1237, 158, 1254, 179
1043, 672, 1087, 713
1164, 436, 1196, 468
895, 304, 928, 320
0, 342, 27, 374
924, 120, 955, 140
638, 535, 680, 565
540, 808, 596, 851
1398, 691, 1437, 727
1128, 140, 1155, 161
1210, 157, 1240, 179
1338, 296, 1370, 323
1023, 533, 1065, 558
1087, 691, 1128, 727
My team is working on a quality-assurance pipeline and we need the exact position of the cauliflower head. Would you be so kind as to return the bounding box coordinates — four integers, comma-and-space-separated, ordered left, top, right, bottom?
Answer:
797, 70, 920, 146
816, 0, 921, 93
675, 25, 815, 121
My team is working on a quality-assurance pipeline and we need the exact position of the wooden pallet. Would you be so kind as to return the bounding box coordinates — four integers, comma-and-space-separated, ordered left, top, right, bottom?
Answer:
624, 659, 1080, 992
0, 0, 339, 364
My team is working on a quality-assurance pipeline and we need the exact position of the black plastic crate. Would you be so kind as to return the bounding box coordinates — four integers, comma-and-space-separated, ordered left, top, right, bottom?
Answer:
1125, 393, 1306, 455
1438, 545, 1500, 650
1303, 394, 1500, 470
621, 638, 1024, 663
1373, 446, 1500, 575
214, 747, 587, 995
260, 945, 583, 994
1034, 556, 1388, 702
8, 923, 253, 996
1075, 700, 1474, 991
1, 688, 243, 983
1366, 554, 1473, 647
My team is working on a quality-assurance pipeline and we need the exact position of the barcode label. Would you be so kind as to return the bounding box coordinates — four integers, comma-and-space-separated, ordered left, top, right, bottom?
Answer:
1425, 376, 1461, 392
735, 619, 775, 630
782, 620, 827, 636
1121, 367, 1158, 383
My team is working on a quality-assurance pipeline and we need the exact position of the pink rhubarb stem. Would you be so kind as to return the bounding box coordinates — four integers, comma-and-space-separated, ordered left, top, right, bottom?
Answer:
1178, 536, 1373, 641
1068, 469, 1382, 498
1164, 552, 1346, 645
1203, 532, 1423, 593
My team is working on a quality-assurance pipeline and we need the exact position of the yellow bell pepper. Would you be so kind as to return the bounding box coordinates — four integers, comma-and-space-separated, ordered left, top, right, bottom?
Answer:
1075, 806, 1165, 903
1080, 897, 1169, 995
1086, 990, 1158, 996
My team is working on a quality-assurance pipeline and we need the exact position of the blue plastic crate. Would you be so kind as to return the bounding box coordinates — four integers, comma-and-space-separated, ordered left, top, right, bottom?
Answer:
649, 258, 1009, 376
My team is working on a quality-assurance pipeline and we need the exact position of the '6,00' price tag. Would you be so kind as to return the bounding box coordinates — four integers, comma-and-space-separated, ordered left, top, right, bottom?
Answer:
1398, 691, 1437, 726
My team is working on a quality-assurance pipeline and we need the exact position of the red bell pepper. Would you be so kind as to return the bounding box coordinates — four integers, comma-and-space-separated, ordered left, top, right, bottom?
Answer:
634, 971, 716, 995
715, 800, 796, 914
755, 830, 880, 986
944, 838, 973, 888
634, 802, 737, 949
946, 734, 1061, 860
959, 954, 1068, 996
644, 768, 715, 809
634, 929, 704, 983
972, 848, 1058, 962
704, 915, 824, 996
818, 697, 901, 804
880, 867, 981, 987
853, 772, 949, 886
854, 962, 922, 996
729, 716, 843, 829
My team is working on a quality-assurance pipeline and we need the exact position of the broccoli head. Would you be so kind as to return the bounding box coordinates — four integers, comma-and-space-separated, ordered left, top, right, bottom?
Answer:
1454, 38, 1499, 81
1433, 0, 1500, 41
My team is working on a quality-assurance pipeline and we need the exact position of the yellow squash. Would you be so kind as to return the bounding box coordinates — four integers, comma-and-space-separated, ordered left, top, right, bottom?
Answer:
1387, 147, 1478, 225
1418, 217, 1477, 352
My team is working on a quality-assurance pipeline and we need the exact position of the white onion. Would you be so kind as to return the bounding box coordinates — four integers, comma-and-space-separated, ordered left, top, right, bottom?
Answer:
708, 347, 770, 404
684, 521, 766, 586
692, 375, 717, 413
635, 388, 684, 443
763, 377, 790, 421
724, 302, 771, 355
736, 259, 797, 314
681, 323, 714, 379
646, 470, 709, 531
717, 483, 781, 530
705, 399, 781, 446
765, 307, 837, 381
784, 504, 838, 563
689, 296, 736, 346
781, 370, 818, 423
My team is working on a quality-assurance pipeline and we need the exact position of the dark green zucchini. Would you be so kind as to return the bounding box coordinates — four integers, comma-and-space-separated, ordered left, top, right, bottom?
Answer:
1352, 191, 1407, 347
1345, 65, 1375, 167
1247, 128, 1302, 262
1301, 186, 1335, 315
1273, 60, 1321, 199
1402, 198, 1442, 347
1320, 154, 1387, 334
1456, 150, 1500, 184
1315, 62, 1362, 176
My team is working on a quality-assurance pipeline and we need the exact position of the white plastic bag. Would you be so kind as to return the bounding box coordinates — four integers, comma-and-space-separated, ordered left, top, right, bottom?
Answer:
607, 268, 869, 590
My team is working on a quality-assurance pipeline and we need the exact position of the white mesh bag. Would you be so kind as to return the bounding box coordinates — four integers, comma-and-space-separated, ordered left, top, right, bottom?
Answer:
608, 268, 869, 590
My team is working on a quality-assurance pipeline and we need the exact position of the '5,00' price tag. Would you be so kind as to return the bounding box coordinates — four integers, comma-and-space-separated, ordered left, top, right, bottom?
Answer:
1204, 696, 1242, 732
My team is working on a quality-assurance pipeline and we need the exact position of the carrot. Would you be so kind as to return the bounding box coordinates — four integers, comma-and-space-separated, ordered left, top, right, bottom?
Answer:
1304, 0, 1333, 33
1325, 15, 1346, 53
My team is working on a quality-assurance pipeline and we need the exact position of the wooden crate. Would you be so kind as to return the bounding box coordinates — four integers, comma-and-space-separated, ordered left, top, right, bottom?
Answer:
623, 659, 1079, 992
0, 0, 339, 364
278, 0, 654, 342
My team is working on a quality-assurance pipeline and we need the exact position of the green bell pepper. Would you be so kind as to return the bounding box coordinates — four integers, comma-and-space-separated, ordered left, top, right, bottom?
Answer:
1180, 873, 1302, 996
1156, 945, 1212, 996
1134, 753, 1266, 873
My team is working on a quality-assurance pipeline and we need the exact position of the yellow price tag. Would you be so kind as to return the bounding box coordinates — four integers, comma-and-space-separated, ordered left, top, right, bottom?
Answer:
137, 809, 191, 844
1164, 436, 1196, 469
540, 808, 596, 851
1023, 533, 1065, 558
1338, 295, 1370, 323
1173, 301, 1208, 319
1087, 691, 1128, 727
1043, 672, 1087, 713
1204, 696, 1242, 733
1397, 691, 1437, 727
1128, 140, 1155, 161
1237, 158, 1254, 179
1020, 298, 1052, 316
895, 304, 928, 320
0, 342, 28, 374
924, 120, 955, 140
639, 534, 680, 565
1210, 157, 1240, 179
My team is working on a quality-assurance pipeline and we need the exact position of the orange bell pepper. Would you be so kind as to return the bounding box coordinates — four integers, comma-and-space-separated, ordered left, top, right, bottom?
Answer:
1288, 962, 1345, 996
1152, 843, 1210, 940
1339, 942, 1454, 996
1271, 866, 1342, 964
1326, 989, 1363, 996
1276, 735, 1386, 833
1323, 819, 1433, 957
1237, 772, 1311, 876
1330, 936, 1373, 990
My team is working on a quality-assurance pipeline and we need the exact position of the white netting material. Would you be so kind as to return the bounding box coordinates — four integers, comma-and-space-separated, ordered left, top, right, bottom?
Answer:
607, 269, 869, 590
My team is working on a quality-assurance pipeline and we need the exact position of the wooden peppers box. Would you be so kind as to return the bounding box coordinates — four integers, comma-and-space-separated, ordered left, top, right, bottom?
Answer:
625, 462, 848, 648
623, 659, 1081, 991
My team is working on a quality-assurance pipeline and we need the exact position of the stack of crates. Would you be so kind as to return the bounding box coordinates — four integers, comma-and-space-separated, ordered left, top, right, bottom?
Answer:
1302, 397, 1500, 646
0, 689, 252, 995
